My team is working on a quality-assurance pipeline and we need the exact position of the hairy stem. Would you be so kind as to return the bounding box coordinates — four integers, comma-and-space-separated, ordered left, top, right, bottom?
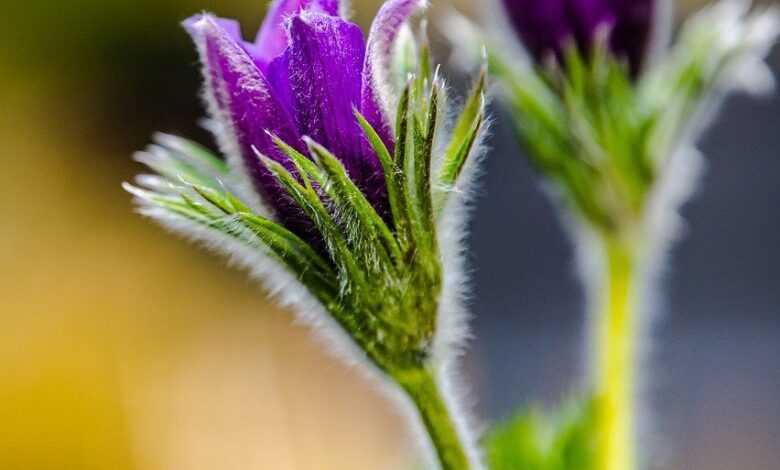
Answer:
397, 367, 475, 470
593, 237, 639, 470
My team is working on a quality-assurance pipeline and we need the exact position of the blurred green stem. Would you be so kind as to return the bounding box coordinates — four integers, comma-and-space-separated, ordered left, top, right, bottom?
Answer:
397, 368, 473, 470
593, 237, 639, 470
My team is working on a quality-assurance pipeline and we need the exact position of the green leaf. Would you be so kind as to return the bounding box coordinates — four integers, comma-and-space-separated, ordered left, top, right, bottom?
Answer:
485, 410, 547, 470
484, 399, 596, 470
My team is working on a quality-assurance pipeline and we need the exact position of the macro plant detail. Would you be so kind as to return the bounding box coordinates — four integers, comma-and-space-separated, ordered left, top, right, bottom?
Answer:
121, 0, 780, 467
125, 0, 488, 469
447, 1, 779, 470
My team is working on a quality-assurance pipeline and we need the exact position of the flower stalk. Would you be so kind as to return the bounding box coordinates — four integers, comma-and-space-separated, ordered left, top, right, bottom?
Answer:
397, 368, 472, 470
592, 236, 639, 470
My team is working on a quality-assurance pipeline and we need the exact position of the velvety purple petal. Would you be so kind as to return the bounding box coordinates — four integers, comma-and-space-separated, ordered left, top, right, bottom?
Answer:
501, 0, 572, 64
285, 13, 365, 158
361, 0, 427, 153
253, 0, 342, 70
284, 11, 390, 214
501, 0, 656, 76
315, 0, 341, 16
609, 0, 655, 74
266, 52, 295, 118
184, 15, 319, 244
185, 15, 268, 72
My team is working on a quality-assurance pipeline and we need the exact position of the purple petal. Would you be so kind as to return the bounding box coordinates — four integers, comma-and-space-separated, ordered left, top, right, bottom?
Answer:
184, 16, 268, 70
285, 12, 365, 158
361, 0, 427, 152
266, 52, 296, 118
315, 0, 341, 16
283, 11, 389, 213
608, 1, 655, 75
254, 0, 343, 70
501, 0, 577, 64
184, 15, 318, 243
501, 0, 656, 76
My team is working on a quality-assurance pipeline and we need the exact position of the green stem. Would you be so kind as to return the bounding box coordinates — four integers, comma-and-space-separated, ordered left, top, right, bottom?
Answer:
593, 237, 639, 470
396, 367, 473, 470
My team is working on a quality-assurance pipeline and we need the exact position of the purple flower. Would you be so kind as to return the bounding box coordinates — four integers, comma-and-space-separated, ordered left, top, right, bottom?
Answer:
184, 0, 424, 245
501, 0, 657, 76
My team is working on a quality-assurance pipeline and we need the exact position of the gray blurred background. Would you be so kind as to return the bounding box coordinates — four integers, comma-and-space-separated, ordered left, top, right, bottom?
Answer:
0, 0, 777, 469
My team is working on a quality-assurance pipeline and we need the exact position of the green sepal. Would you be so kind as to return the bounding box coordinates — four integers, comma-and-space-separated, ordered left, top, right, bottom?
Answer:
257, 152, 368, 296
354, 107, 407, 245
439, 65, 486, 185
435, 65, 487, 214
405, 78, 439, 253
303, 136, 402, 267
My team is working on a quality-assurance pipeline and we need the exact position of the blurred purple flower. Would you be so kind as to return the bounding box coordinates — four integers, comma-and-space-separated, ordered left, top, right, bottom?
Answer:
501, 0, 657, 76
185, 0, 423, 244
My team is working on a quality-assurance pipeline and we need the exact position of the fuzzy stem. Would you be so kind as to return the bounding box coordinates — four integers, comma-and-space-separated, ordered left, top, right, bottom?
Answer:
592, 237, 639, 470
397, 367, 474, 470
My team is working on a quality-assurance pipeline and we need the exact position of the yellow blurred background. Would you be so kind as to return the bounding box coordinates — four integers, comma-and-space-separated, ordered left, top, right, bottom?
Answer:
0, 1, 775, 469
0, 1, 420, 469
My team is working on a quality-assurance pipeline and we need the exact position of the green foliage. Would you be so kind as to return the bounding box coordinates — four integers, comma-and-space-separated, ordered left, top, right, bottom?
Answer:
485, 399, 597, 470
126, 53, 486, 378
489, 13, 765, 236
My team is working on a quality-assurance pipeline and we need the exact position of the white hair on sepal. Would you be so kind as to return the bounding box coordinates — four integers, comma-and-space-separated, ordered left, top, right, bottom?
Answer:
433, 107, 491, 363
133, 174, 178, 194
730, 53, 777, 95
435, 362, 488, 470
720, 5, 780, 96
428, 108, 492, 470
699, 0, 780, 96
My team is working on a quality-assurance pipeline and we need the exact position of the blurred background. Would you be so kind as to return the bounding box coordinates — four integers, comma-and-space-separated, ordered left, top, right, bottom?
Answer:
1, 0, 777, 469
